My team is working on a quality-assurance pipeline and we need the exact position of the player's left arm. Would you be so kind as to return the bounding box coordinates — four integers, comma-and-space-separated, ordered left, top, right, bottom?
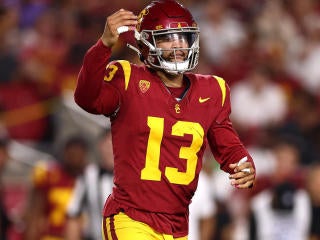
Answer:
208, 121, 256, 189
65, 217, 83, 240
23, 163, 49, 239
23, 187, 46, 239
207, 78, 255, 189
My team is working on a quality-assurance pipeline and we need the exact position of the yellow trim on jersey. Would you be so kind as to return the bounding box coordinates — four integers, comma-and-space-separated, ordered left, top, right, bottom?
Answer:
104, 60, 132, 91
118, 60, 131, 91
213, 75, 226, 106
105, 217, 112, 240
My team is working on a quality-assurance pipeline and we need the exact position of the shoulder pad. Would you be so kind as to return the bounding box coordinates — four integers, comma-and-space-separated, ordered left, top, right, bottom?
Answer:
104, 60, 132, 91
213, 75, 226, 106
33, 161, 50, 185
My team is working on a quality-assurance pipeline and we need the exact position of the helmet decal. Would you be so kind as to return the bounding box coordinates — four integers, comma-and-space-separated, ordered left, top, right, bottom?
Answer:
170, 22, 188, 28
155, 25, 164, 30
136, 8, 149, 31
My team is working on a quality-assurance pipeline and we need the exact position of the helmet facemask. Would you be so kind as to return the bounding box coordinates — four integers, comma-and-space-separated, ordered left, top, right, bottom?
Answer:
136, 27, 200, 74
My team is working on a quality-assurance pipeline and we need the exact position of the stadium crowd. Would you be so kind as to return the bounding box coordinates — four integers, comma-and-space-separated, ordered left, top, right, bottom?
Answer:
0, 0, 320, 239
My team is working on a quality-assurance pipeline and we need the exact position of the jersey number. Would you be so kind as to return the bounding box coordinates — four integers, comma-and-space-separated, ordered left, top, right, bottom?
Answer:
48, 188, 73, 226
141, 116, 204, 185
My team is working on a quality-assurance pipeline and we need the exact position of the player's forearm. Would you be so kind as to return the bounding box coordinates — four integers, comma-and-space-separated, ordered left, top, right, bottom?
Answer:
23, 193, 46, 240
200, 217, 215, 240
74, 40, 113, 114
208, 121, 255, 174
65, 217, 83, 240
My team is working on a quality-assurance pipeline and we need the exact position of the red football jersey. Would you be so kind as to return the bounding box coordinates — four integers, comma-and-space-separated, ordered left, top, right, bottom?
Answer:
32, 161, 76, 238
75, 40, 254, 237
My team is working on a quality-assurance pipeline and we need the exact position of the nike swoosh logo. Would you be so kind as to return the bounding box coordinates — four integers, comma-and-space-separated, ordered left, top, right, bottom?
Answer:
199, 97, 210, 103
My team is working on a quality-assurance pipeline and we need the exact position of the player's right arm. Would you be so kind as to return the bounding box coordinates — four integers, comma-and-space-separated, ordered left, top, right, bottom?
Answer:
74, 9, 137, 115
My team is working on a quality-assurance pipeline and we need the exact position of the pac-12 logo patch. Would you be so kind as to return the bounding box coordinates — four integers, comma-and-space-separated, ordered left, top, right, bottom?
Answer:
139, 80, 150, 93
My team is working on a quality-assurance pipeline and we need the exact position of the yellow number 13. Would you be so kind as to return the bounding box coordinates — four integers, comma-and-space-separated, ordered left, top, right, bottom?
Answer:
141, 116, 204, 185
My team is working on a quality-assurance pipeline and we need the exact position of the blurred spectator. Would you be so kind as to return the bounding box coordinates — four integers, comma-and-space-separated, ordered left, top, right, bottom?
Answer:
189, 150, 216, 240
0, 79, 56, 146
201, 151, 234, 240
212, 199, 233, 240
0, 7, 65, 147
276, 89, 320, 165
197, 0, 247, 66
253, 0, 299, 64
249, 137, 310, 240
18, 0, 49, 30
18, 8, 69, 97
250, 0, 303, 94
230, 66, 288, 145
285, 0, 320, 95
23, 134, 89, 240
0, 6, 19, 83
305, 163, 320, 240
0, 134, 10, 239
65, 129, 114, 240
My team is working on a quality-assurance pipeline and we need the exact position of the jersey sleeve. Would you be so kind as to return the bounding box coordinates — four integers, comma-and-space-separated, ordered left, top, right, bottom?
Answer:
74, 39, 121, 116
32, 161, 49, 190
31, 160, 55, 191
207, 77, 255, 174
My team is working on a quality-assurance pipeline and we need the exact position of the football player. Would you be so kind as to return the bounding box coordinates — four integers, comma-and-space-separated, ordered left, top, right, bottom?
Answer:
23, 135, 88, 240
74, 1, 256, 239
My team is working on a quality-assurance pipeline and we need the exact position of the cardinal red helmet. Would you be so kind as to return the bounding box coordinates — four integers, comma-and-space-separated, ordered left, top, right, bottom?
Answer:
135, 0, 200, 74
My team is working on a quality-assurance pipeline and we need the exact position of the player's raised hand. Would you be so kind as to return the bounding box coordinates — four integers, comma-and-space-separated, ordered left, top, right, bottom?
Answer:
101, 9, 138, 47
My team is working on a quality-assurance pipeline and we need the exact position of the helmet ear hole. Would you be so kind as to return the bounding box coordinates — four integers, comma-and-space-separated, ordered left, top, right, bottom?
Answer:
137, 41, 146, 61
137, 41, 143, 50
